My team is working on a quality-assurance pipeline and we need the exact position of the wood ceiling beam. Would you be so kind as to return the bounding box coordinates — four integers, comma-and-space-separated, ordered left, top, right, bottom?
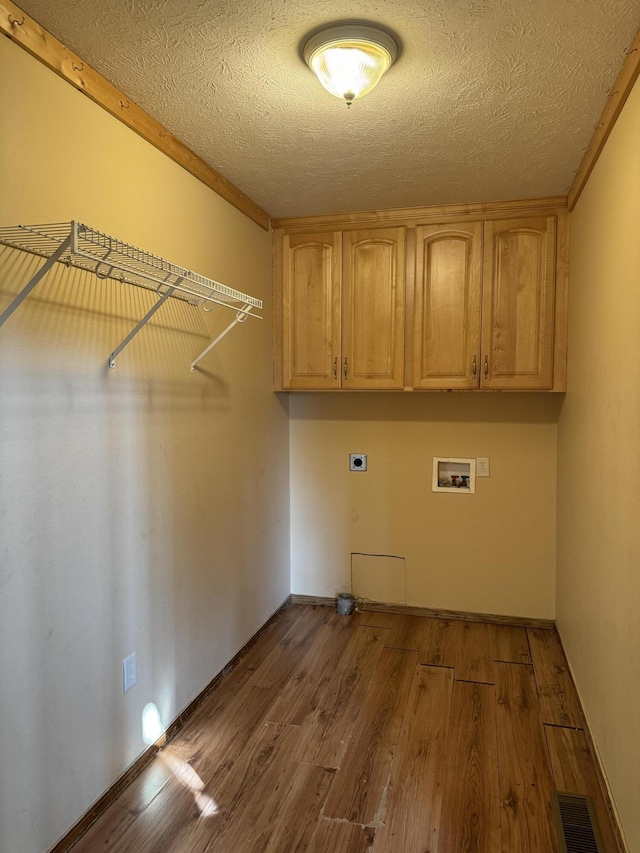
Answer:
0, 0, 271, 230
568, 27, 640, 211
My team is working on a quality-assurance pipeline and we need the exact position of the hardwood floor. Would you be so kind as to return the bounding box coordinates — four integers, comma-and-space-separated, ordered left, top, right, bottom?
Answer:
71, 605, 619, 853
439, 681, 500, 852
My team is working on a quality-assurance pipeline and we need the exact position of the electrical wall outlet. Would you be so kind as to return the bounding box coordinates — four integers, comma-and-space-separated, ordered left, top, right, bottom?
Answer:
123, 652, 137, 692
476, 457, 490, 477
349, 453, 367, 471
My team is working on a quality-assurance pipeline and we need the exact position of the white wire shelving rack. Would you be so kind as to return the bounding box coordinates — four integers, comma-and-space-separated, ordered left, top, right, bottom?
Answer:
0, 221, 263, 370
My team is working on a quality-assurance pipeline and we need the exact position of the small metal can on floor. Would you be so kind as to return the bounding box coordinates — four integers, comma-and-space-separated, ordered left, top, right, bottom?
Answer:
336, 593, 356, 615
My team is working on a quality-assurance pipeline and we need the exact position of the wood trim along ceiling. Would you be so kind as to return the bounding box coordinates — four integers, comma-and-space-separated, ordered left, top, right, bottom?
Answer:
0, 0, 271, 230
568, 27, 640, 211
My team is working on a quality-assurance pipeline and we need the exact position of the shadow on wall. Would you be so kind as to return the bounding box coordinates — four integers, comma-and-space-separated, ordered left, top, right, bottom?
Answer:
285, 391, 565, 425
0, 246, 235, 411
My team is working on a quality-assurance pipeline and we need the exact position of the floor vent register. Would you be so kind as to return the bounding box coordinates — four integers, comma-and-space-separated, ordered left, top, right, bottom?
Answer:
552, 791, 607, 853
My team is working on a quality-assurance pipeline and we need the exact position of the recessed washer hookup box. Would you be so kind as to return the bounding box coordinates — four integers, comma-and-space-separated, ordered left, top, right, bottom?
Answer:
432, 457, 476, 493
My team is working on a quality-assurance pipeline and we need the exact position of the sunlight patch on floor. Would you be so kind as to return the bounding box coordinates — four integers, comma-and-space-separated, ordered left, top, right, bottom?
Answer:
142, 702, 218, 817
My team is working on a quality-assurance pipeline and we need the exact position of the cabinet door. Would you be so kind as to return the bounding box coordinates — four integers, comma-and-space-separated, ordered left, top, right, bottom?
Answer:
342, 227, 406, 389
280, 231, 341, 389
482, 216, 556, 389
413, 222, 482, 389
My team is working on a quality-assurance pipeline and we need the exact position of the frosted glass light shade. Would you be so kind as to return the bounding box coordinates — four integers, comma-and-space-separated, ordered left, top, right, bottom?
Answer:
304, 24, 398, 106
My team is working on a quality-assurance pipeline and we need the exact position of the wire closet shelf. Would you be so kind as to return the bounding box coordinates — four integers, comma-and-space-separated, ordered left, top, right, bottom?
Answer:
0, 221, 263, 370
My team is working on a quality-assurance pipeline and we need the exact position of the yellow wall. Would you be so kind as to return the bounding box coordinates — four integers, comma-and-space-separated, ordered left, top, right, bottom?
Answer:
558, 78, 640, 851
0, 38, 289, 853
290, 392, 559, 619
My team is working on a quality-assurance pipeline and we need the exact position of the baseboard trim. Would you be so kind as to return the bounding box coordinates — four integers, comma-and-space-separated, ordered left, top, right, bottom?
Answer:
291, 594, 555, 630
49, 594, 293, 853
291, 594, 336, 607
555, 631, 629, 853
361, 601, 556, 630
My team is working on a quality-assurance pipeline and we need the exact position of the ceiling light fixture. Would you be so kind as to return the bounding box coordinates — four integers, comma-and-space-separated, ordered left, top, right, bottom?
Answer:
303, 23, 398, 108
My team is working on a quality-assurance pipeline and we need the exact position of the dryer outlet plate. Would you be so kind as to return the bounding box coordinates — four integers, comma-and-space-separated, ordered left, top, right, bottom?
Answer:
349, 453, 367, 472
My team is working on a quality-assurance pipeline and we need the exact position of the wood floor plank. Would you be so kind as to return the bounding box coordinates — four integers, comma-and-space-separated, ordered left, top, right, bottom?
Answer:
495, 662, 559, 853
70, 760, 172, 852
261, 763, 337, 853
105, 684, 283, 853
296, 626, 388, 768
358, 612, 426, 650
386, 615, 426, 651
457, 622, 496, 682
227, 604, 310, 676
173, 683, 285, 792
107, 774, 207, 853
182, 604, 324, 733
421, 616, 454, 665
97, 690, 263, 851
211, 759, 334, 853
247, 605, 330, 691
308, 819, 376, 853
323, 647, 417, 824
163, 722, 302, 853
265, 616, 355, 726
372, 665, 454, 853
356, 611, 398, 629
490, 624, 531, 664
423, 618, 495, 682
528, 629, 583, 728
439, 681, 501, 852
545, 725, 621, 853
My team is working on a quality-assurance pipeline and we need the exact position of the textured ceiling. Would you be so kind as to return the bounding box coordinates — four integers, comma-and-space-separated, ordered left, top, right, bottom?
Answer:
17, 0, 640, 218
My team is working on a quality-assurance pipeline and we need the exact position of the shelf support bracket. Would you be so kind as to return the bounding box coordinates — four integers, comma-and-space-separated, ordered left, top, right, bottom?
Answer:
108, 280, 181, 368
191, 304, 251, 372
0, 235, 72, 329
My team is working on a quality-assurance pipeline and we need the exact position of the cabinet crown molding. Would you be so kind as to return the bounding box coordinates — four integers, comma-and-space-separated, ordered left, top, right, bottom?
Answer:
272, 196, 568, 232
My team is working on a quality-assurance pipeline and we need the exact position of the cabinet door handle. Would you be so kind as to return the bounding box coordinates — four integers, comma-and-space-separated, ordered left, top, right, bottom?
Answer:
484, 355, 489, 378
472, 355, 477, 377
334, 357, 338, 380
344, 357, 348, 379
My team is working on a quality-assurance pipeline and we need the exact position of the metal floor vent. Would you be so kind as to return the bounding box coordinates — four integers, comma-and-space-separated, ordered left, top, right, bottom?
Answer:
552, 791, 606, 853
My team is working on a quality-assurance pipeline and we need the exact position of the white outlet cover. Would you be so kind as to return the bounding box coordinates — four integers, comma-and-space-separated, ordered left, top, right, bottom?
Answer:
477, 457, 490, 477
349, 453, 367, 472
123, 652, 137, 692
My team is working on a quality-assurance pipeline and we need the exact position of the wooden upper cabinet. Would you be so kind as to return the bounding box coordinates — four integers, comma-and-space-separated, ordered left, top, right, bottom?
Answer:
342, 227, 406, 389
413, 222, 483, 389
274, 203, 566, 392
280, 231, 341, 389
482, 216, 556, 389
